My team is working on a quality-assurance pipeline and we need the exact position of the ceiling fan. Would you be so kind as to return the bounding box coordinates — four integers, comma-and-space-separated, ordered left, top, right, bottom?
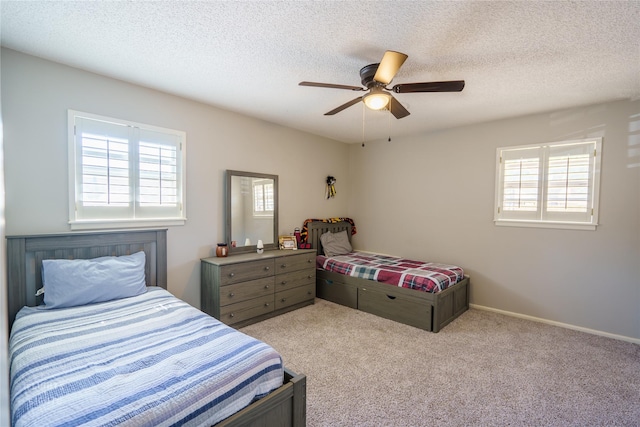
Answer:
299, 51, 465, 119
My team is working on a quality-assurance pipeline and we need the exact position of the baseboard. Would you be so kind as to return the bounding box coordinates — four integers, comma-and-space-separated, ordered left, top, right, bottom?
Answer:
470, 304, 640, 345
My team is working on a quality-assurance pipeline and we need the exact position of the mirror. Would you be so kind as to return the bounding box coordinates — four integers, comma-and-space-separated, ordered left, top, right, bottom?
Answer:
226, 170, 278, 254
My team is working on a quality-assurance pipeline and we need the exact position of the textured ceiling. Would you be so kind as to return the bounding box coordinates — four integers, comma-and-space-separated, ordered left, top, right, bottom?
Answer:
1, 1, 639, 143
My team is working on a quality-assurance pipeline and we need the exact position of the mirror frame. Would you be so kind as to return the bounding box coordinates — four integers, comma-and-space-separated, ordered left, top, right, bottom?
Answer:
225, 170, 279, 254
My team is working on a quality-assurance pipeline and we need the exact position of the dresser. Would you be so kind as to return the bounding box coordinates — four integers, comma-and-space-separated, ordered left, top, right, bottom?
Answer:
201, 249, 316, 327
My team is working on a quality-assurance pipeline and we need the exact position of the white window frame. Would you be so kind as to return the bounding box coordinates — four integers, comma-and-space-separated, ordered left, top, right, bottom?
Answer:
252, 179, 275, 217
494, 137, 602, 231
68, 110, 186, 230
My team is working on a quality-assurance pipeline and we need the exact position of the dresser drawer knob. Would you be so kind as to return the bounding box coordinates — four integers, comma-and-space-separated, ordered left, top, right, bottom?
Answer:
229, 292, 235, 297
230, 313, 235, 318
228, 272, 235, 278
264, 266, 270, 271
308, 275, 313, 279
280, 264, 287, 269
307, 291, 312, 295
307, 259, 312, 263
264, 285, 270, 289
265, 303, 270, 307
281, 298, 286, 302
280, 281, 287, 285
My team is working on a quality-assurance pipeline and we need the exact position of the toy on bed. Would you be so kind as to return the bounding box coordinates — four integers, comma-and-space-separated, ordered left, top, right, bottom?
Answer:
305, 220, 470, 332
7, 229, 306, 427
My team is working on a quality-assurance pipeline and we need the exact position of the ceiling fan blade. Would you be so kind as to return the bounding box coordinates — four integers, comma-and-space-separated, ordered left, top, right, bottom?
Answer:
373, 51, 408, 85
299, 81, 365, 91
387, 96, 410, 119
392, 80, 465, 94
324, 96, 363, 115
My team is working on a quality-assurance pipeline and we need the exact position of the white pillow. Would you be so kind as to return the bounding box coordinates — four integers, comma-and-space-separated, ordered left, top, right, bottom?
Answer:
41, 251, 147, 309
320, 230, 353, 257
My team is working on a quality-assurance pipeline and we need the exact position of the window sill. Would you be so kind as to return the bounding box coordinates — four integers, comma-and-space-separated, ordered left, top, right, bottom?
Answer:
69, 218, 186, 231
494, 219, 597, 231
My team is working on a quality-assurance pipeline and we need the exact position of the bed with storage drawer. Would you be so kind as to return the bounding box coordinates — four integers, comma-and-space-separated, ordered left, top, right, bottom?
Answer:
7, 229, 306, 427
307, 221, 470, 332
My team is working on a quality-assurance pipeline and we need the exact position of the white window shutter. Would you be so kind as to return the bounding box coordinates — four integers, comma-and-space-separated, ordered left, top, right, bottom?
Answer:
69, 110, 186, 228
495, 138, 601, 230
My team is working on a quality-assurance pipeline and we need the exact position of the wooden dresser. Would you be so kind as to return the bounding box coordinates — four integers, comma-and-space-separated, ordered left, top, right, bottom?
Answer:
201, 249, 316, 327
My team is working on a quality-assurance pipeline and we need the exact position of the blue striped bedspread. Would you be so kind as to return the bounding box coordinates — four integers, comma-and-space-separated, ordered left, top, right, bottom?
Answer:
9, 287, 284, 427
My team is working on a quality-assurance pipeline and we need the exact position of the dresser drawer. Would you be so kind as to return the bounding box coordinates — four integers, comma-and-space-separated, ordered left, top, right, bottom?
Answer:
219, 277, 274, 306
275, 268, 315, 291
275, 253, 315, 274
220, 295, 274, 325
275, 283, 315, 310
220, 259, 275, 285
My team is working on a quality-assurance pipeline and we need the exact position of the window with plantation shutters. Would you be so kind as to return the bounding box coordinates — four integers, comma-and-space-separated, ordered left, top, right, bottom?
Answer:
494, 138, 602, 230
69, 111, 186, 230
252, 179, 274, 217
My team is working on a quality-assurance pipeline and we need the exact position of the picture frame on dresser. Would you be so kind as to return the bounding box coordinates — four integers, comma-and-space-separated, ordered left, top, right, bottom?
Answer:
279, 235, 297, 250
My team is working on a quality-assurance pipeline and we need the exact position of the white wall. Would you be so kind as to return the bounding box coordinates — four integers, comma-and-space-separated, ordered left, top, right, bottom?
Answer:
1, 48, 349, 308
348, 99, 640, 340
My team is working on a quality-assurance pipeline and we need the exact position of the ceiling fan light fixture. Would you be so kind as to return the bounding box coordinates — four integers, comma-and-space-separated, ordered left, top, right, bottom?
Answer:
363, 91, 390, 110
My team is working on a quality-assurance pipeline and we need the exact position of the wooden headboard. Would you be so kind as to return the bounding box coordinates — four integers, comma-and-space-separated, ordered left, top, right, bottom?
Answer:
6, 229, 167, 330
306, 221, 353, 255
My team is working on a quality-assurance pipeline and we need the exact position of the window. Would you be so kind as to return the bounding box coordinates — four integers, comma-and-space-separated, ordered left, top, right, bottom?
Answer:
494, 138, 602, 230
253, 179, 274, 216
68, 110, 186, 229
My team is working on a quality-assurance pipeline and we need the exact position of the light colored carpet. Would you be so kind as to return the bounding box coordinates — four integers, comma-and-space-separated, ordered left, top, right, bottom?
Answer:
241, 299, 640, 427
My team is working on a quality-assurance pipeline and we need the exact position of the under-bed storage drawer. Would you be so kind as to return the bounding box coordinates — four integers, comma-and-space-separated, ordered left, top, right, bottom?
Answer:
316, 277, 357, 309
358, 287, 432, 331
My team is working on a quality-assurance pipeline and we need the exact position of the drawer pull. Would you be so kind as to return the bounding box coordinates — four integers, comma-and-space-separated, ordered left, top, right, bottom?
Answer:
228, 272, 235, 278
307, 291, 312, 295
229, 292, 235, 297
281, 298, 286, 302
264, 285, 270, 289
307, 259, 312, 263
230, 313, 235, 318
308, 275, 313, 279
264, 303, 270, 307
264, 266, 270, 271
280, 264, 287, 269
280, 281, 287, 285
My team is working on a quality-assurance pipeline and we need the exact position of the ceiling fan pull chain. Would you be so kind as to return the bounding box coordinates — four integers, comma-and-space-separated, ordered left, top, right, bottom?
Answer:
388, 102, 392, 142
361, 103, 366, 147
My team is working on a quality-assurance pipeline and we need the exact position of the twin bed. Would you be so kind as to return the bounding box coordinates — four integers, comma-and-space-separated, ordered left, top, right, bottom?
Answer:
6, 229, 306, 427
307, 221, 470, 333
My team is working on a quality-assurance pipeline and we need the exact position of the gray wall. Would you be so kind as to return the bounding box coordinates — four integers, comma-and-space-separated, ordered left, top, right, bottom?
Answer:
348, 99, 640, 340
3, 48, 639, 342
1, 48, 350, 307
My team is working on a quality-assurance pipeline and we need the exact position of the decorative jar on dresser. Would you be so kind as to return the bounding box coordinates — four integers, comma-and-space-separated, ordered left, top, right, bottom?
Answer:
201, 249, 316, 327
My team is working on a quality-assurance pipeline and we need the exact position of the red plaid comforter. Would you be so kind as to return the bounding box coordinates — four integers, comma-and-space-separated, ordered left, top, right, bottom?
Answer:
317, 252, 464, 293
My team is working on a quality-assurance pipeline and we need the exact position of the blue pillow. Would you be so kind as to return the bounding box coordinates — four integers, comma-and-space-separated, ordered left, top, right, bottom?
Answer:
41, 251, 147, 309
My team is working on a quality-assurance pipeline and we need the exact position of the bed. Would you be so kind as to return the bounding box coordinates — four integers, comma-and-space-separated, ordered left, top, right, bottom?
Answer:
6, 229, 306, 427
307, 221, 470, 332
